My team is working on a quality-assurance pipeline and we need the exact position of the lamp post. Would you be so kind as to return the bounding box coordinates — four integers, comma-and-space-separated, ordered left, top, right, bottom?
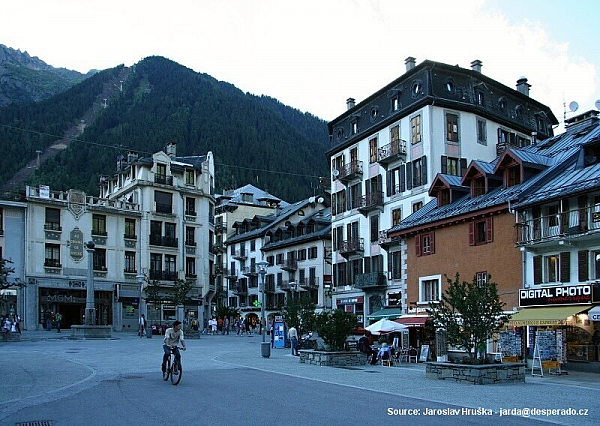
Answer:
289, 281, 297, 302
257, 261, 270, 358
85, 241, 96, 326
136, 274, 147, 338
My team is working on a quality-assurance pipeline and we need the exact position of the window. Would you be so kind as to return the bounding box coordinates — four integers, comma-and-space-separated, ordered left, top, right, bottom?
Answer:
333, 225, 343, 251
507, 167, 521, 187
351, 121, 358, 135
185, 169, 195, 185
369, 137, 378, 163
125, 252, 136, 273
545, 255, 560, 283
93, 248, 106, 271
419, 276, 441, 303
250, 240, 256, 251
410, 114, 422, 144
391, 97, 399, 112
150, 253, 162, 274
473, 177, 485, 196
476, 272, 488, 287
415, 232, 435, 256
156, 163, 167, 178
165, 255, 176, 272
125, 218, 136, 239
154, 191, 172, 214
412, 156, 427, 187
441, 156, 465, 177
386, 164, 405, 196
186, 257, 196, 277
370, 215, 379, 243
594, 251, 600, 279
308, 247, 318, 259
44, 243, 60, 267
392, 208, 402, 226
477, 91, 485, 106
412, 201, 423, 213
185, 197, 196, 216
439, 190, 450, 206
297, 249, 307, 261
477, 119, 487, 145
92, 214, 107, 236
266, 255, 274, 266
0, 208, 3, 235
469, 218, 493, 245
165, 222, 176, 239
185, 226, 195, 246
276, 253, 284, 265
388, 251, 402, 280
45, 208, 61, 231
446, 113, 459, 142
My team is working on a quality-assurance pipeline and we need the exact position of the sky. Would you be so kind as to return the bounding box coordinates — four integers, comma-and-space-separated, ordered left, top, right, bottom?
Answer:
2, 0, 599, 132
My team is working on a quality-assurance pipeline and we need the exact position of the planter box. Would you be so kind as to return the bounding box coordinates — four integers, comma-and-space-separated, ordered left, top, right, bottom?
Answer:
426, 362, 526, 385
298, 349, 367, 367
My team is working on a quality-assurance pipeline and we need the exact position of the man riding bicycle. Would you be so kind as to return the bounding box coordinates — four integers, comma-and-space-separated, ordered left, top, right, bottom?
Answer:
162, 320, 186, 373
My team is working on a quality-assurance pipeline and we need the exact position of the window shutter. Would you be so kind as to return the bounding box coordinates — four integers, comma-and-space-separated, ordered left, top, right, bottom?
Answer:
415, 235, 421, 257
533, 256, 542, 284
406, 162, 413, 190
387, 253, 393, 277
421, 156, 428, 185
578, 250, 589, 282
560, 199, 569, 234
386, 170, 392, 196
559, 252, 570, 282
346, 188, 351, 211
578, 196, 588, 231
441, 156, 447, 174
468, 222, 475, 246
400, 165, 406, 192
486, 217, 493, 242
460, 158, 467, 177
332, 228, 337, 251
497, 128, 503, 144
430, 231, 435, 254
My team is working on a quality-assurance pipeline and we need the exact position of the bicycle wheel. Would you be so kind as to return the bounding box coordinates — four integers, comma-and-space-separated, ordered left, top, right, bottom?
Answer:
162, 357, 170, 381
170, 360, 182, 385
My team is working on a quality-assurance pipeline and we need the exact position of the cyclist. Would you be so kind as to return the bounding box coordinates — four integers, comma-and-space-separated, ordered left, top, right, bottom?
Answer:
162, 320, 186, 373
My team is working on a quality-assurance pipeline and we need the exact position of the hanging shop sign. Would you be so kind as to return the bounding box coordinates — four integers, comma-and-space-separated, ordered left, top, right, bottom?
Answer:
589, 306, 600, 322
336, 296, 364, 305
519, 285, 592, 307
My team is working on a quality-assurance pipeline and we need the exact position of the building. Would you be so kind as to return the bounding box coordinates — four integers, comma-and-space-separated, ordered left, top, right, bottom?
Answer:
327, 57, 558, 325
17, 142, 215, 331
0, 199, 26, 321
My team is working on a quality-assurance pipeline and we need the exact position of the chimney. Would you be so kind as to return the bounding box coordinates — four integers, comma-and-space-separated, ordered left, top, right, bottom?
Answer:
116, 154, 125, 171
346, 98, 356, 110
166, 142, 177, 159
470, 59, 483, 73
127, 151, 138, 163
516, 77, 530, 96
405, 56, 416, 71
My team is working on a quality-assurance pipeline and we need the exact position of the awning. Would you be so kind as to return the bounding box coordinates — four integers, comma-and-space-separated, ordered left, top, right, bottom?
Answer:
394, 315, 430, 328
367, 307, 402, 320
507, 306, 587, 326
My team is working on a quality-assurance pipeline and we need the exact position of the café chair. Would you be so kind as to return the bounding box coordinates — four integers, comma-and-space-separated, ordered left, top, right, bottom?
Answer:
408, 347, 418, 363
380, 351, 392, 367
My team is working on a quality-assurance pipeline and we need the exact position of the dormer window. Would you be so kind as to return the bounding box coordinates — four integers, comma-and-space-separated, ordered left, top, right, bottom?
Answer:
439, 189, 450, 206
351, 121, 358, 135
473, 177, 485, 196
584, 142, 600, 167
185, 169, 195, 185
156, 163, 167, 178
507, 166, 521, 187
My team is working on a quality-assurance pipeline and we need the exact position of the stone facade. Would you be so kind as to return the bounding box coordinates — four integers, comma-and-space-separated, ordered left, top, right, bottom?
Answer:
299, 350, 367, 367
425, 362, 526, 385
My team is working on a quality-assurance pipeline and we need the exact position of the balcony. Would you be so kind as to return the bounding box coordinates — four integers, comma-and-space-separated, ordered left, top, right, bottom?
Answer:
299, 276, 319, 290
44, 222, 62, 232
515, 206, 600, 246
215, 221, 227, 233
357, 191, 384, 215
233, 250, 247, 261
149, 234, 178, 248
154, 175, 173, 186
281, 258, 298, 272
124, 233, 137, 240
355, 272, 386, 289
44, 259, 62, 268
149, 270, 178, 281
185, 240, 196, 247
124, 268, 138, 275
213, 242, 225, 253
335, 161, 363, 185
185, 209, 197, 217
242, 265, 258, 277
214, 263, 225, 275
225, 269, 238, 280
377, 138, 407, 169
234, 284, 248, 295
339, 238, 364, 258
93, 265, 107, 272
264, 282, 276, 293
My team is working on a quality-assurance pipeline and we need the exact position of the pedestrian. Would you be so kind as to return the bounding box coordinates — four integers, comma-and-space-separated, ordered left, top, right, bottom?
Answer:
55, 312, 62, 333
223, 317, 229, 335
288, 325, 298, 356
139, 314, 147, 337
14, 314, 21, 334
210, 317, 217, 335
46, 313, 52, 331
217, 317, 223, 334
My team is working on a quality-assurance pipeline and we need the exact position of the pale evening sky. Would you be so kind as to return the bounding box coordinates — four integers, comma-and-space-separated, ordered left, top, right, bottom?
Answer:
2, 0, 599, 132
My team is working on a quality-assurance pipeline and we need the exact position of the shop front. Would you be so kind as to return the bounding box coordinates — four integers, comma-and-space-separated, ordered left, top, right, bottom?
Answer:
39, 287, 113, 329
335, 296, 364, 324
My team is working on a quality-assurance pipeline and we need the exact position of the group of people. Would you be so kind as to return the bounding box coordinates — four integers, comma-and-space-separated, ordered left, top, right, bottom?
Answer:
358, 335, 393, 365
2, 314, 20, 336
201, 316, 262, 336
43, 311, 62, 332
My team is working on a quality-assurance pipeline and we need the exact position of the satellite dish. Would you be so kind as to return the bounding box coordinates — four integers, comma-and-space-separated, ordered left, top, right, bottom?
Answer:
317, 197, 324, 204
595, 99, 600, 110
569, 101, 579, 112
332, 169, 340, 178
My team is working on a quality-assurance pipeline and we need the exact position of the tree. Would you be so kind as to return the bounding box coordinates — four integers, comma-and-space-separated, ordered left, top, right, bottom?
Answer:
280, 293, 316, 335
315, 309, 357, 351
0, 258, 25, 290
170, 278, 194, 307
427, 273, 508, 362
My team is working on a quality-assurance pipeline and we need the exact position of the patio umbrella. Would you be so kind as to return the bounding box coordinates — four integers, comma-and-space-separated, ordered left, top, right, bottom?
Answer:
365, 318, 407, 335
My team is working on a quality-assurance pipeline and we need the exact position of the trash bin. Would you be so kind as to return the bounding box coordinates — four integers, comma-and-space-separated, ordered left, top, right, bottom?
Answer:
146, 327, 152, 338
261, 342, 271, 358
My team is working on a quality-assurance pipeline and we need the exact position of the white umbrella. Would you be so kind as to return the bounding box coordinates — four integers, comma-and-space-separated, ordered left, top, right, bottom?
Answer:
365, 318, 407, 335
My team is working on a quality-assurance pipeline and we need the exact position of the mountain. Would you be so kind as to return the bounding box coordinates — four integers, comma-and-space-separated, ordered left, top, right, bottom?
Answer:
0, 56, 330, 202
0, 44, 93, 107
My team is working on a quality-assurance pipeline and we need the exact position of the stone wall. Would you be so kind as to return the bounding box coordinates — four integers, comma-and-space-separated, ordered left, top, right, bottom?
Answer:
299, 350, 367, 367
426, 362, 526, 385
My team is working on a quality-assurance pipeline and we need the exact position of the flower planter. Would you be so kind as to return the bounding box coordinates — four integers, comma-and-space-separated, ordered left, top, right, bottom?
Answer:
298, 349, 367, 367
425, 361, 526, 385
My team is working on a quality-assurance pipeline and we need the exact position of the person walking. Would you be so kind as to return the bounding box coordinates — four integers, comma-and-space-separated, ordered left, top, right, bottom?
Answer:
46, 313, 52, 331
139, 314, 147, 337
288, 325, 298, 356
223, 317, 229, 335
55, 312, 62, 333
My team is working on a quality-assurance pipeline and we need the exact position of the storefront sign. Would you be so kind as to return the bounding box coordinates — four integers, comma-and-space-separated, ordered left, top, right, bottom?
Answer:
519, 285, 592, 307
69, 228, 84, 261
41, 294, 87, 304
336, 296, 364, 305
589, 306, 600, 322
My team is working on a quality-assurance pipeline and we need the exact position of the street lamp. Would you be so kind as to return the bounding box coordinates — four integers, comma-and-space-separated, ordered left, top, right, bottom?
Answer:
257, 261, 270, 358
85, 241, 96, 325
289, 281, 297, 302
136, 274, 147, 338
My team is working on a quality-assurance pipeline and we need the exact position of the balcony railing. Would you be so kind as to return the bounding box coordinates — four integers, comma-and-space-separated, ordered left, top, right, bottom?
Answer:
91, 230, 108, 237
299, 276, 319, 290
264, 282, 276, 293
233, 250, 247, 261
377, 138, 407, 168
44, 222, 62, 231
515, 206, 600, 245
44, 259, 62, 268
124, 268, 138, 275
155, 202, 172, 214
234, 284, 248, 295
215, 221, 227, 233
124, 233, 137, 240
225, 269, 238, 279
213, 242, 225, 252
339, 238, 364, 257
214, 264, 226, 275
243, 265, 258, 276
355, 272, 386, 289
335, 161, 363, 184
281, 258, 298, 272
154, 175, 173, 186
185, 240, 196, 247
358, 191, 384, 214
279, 280, 292, 290
149, 270, 178, 281
149, 234, 178, 248
185, 209, 197, 217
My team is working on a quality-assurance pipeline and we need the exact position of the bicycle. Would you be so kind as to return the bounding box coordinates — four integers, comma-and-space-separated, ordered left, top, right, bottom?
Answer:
162, 346, 184, 385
